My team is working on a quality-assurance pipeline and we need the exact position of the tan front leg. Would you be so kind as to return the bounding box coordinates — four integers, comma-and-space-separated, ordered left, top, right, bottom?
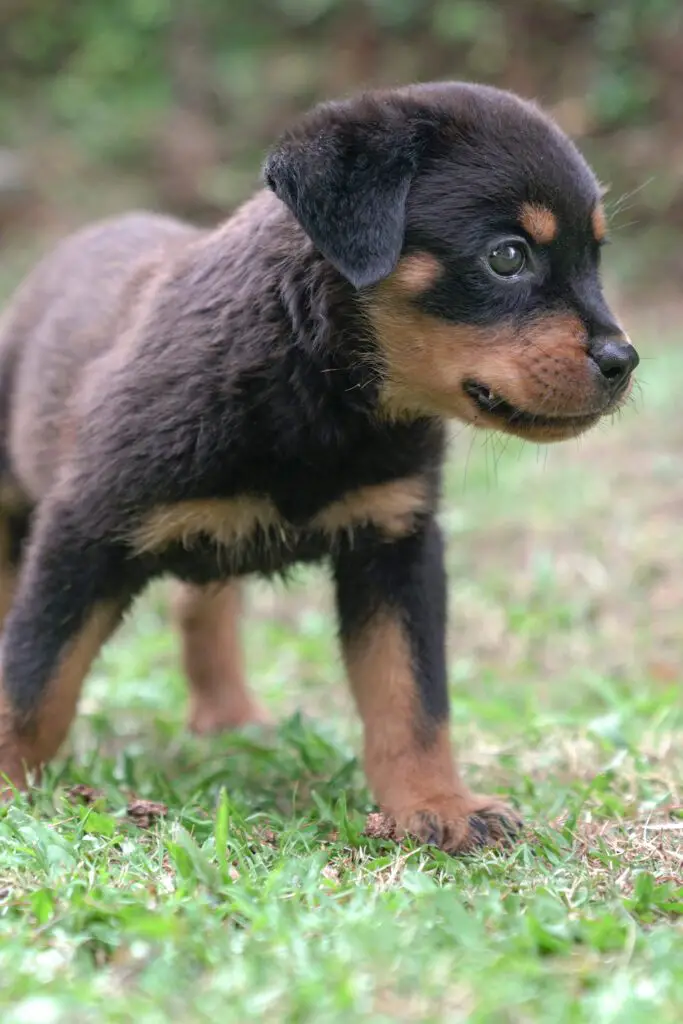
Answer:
344, 614, 521, 853
171, 581, 269, 734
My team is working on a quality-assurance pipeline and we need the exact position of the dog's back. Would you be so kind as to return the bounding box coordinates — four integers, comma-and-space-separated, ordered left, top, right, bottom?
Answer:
0, 212, 199, 501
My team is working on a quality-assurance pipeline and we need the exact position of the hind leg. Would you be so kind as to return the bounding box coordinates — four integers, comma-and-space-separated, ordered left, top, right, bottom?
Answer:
171, 580, 269, 735
0, 604, 122, 792
0, 494, 134, 794
0, 522, 17, 628
0, 504, 29, 627
0, 509, 23, 782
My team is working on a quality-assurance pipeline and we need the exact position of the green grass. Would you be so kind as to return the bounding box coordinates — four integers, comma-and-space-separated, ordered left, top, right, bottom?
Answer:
1, 313, 682, 1022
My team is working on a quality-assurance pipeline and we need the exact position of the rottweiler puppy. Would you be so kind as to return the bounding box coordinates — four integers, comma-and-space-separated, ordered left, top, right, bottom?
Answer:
0, 82, 638, 852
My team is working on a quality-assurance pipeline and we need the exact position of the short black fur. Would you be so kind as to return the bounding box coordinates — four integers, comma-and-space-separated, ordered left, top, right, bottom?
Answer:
0, 81, 636, 851
335, 518, 449, 726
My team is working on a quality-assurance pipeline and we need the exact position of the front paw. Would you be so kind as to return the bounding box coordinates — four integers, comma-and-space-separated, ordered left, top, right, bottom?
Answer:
365, 794, 522, 855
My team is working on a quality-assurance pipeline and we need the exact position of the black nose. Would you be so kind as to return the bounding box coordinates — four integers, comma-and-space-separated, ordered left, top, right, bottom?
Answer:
589, 336, 639, 386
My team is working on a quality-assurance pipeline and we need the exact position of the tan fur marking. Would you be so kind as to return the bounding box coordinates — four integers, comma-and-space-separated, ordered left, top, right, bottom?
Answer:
343, 615, 466, 820
171, 580, 269, 733
392, 253, 443, 293
0, 691, 29, 795
133, 478, 429, 556
0, 603, 120, 792
312, 477, 428, 538
365, 272, 607, 442
592, 204, 608, 242
519, 202, 558, 245
131, 497, 283, 555
343, 614, 521, 850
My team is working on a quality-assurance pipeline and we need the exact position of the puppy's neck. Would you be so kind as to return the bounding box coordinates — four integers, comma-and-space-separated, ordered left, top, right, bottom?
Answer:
188, 191, 382, 410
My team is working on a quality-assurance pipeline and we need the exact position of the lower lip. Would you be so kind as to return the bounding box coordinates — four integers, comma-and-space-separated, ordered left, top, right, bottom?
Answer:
463, 381, 609, 430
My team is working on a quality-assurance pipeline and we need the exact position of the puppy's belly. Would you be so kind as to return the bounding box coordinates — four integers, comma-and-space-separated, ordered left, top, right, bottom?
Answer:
141, 530, 334, 584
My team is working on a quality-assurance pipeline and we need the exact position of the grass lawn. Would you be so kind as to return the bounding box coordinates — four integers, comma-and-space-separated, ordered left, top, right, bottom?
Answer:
0, 298, 682, 1022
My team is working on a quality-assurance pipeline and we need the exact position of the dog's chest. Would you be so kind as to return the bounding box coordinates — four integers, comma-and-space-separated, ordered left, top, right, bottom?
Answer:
129, 475, 429, 580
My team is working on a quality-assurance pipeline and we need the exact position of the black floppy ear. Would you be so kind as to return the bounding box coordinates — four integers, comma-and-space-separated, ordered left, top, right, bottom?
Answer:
263, 99, 422, 289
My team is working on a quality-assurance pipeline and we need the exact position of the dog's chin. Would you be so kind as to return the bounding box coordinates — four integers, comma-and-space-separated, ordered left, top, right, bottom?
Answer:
462, 380, 625, 444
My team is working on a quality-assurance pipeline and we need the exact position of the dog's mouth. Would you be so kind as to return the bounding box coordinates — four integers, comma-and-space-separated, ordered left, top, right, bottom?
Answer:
462, 380, 620, 433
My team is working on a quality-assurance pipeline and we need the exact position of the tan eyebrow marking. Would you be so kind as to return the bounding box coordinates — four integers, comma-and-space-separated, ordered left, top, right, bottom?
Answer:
392, 253, 444, 294
519, 203, 558, 245
591, 204, 608, 243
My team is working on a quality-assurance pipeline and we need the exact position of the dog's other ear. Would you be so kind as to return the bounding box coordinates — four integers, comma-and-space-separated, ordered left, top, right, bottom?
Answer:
263, 98, 423, 289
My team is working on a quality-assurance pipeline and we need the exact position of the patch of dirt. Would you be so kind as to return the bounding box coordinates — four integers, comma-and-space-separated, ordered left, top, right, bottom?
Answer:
66, 786, 168, 828
363, 812, 399, 842
127, 798, 168, 828
252, 825, 279, 848
66, 784, 104, 805
558, 814, 683, 899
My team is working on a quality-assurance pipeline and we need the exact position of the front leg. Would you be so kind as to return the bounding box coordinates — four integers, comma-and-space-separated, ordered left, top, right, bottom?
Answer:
334, 518, 521, 854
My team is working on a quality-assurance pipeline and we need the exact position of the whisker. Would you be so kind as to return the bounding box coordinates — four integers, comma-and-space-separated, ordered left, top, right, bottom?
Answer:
606, 178, 654, 217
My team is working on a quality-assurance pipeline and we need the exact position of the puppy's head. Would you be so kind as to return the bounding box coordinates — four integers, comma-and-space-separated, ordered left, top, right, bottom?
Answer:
264, 82, 638, 443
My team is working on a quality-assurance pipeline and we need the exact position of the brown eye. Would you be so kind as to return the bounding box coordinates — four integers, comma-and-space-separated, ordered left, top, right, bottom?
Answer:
487, 242, 527, 277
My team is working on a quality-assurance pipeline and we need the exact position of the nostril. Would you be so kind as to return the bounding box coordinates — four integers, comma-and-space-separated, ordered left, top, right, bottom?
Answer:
602, 360, 627, 382
590, 337, 639, 385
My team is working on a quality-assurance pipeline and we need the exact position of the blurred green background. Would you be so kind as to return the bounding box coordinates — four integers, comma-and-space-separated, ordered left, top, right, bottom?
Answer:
1, 0, 682, 292
1, 7, 683, 1021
